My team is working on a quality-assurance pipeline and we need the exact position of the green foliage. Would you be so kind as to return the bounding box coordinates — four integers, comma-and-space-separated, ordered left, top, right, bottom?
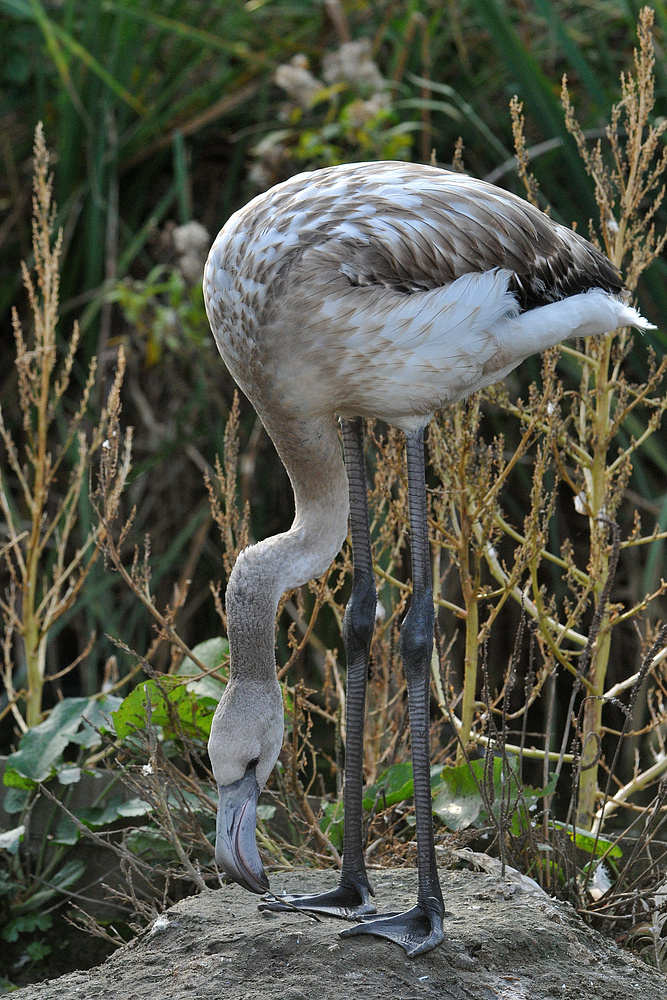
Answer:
177, 637, 229, 684
432, 759, 557, 835
3, 696, 121, 790
318, 798, 344, 851
262, 73, 415, 174
112, 675, 219, 741
0, 637, 224, 985
108, 265, 210, 366
363, 761, 418, 811
551, 821, 623, 861
2, 912, 52, 946
112, 638, 227, 740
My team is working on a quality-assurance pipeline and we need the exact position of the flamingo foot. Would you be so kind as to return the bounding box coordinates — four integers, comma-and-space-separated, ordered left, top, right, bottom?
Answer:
339, 900, 445, 957
258, 875, 375, 921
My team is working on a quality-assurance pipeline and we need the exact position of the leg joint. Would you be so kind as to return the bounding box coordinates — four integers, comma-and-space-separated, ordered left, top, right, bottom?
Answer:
399, 591, 434, 677
343, 572, 377, 655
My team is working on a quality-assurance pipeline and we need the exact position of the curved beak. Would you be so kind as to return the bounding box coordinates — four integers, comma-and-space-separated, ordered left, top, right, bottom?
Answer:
215, 765, 269, 894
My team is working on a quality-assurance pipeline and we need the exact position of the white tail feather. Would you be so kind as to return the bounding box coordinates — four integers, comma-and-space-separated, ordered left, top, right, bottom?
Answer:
497, 289, 654, 362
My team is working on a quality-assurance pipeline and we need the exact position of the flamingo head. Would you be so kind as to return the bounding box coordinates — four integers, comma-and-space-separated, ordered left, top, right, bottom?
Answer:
208, 679, 284, 894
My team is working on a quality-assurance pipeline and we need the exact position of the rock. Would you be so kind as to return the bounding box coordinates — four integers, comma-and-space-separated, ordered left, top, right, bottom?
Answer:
13, 868, 667, 1000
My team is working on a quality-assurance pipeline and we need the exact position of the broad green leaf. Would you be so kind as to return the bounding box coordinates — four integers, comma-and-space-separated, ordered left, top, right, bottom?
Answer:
319, 798, 344, 850
179, 637, 228, 673
432, 759, 492, 831
52, 816, 79, 846
26, 940, 51, 962
177, 637, 228, 701
4, 696, 122, 787
57, 766, 81, 785
20, 860, 86, 912
126, 826, 179, 861
2, 768, 36, 791
48, 858, 87, 890
432, 759, 558, 832
0, 871, 18, 900
363, 762, 414, 810
2, 787, 30, 814
2, 912, 52, 943
74, 795, 151, 830
112, 676, 217, 740
68, 695, 123, 745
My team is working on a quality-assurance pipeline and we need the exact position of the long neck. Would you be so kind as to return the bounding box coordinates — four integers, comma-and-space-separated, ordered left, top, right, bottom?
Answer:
225, 413, 349, 685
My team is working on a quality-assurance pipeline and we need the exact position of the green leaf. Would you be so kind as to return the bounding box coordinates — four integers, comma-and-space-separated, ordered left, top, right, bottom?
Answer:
52, 816, 79, 846
0, 871, 19, 900
74, 795, 151, 829
25, 940, 51, 962
363, 762, 414, 810
177, 637, 228, 701
57, 766, 81, 785
2, 787, 30, 814
125, 826, 179, 861
432, 759, 557, 832
2, 769, 36, 791
68, 695, 123, 746
551, 821, 622, 858
22, 860, 86, 913
2, 912, 52, 943
319, 798, 344, 850
432, 759, 491, 831
113, 676, 217, 740
4, 696, 123, 788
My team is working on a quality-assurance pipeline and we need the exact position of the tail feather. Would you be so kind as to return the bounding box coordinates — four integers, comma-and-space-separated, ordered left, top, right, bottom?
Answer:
497, 289, 655, 361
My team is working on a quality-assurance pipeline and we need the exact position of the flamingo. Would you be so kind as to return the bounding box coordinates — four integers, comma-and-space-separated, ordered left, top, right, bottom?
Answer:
203, 160, 652, 957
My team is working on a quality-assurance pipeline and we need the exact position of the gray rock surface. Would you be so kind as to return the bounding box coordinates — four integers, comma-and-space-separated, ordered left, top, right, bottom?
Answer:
14, 868, 667, 1000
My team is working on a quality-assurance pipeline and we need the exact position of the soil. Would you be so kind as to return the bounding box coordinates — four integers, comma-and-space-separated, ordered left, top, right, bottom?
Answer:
13, 866, 667, 1000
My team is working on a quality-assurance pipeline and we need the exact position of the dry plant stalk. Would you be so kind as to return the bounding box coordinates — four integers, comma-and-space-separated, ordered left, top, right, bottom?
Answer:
93, 372, 216, 678
558, 6, 667, 825
0, 124, 127, 729
205, 391, 251, 605
422, 6, 667, 830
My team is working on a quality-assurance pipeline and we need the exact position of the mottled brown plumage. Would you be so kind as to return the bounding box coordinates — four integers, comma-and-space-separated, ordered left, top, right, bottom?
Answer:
208, 161, 622, 305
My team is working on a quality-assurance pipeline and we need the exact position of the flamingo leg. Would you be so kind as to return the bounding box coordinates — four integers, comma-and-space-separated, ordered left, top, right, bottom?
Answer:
340, 426, 445, 956
259, 417, 376, 920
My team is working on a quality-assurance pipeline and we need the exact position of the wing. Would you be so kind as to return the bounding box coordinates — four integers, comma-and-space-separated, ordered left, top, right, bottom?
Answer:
238, 161, 623, 311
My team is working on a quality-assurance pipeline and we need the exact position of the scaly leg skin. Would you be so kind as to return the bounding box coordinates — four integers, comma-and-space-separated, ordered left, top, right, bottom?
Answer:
340, 427, 445, 956
258, 418, 376, 921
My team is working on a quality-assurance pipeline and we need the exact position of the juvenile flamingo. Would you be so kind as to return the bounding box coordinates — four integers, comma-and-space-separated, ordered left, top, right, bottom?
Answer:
203, 161, 651, 956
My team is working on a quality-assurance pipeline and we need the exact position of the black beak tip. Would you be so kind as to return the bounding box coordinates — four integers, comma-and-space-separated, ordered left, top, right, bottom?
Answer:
215, 769, 269, 895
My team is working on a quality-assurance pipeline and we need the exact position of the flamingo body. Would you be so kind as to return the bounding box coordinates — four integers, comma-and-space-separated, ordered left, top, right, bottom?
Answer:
203, 160, 652, 954
204, 162, 634, 432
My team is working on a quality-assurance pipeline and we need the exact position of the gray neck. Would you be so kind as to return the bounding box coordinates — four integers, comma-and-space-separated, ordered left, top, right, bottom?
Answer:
225, 413, 349, 686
